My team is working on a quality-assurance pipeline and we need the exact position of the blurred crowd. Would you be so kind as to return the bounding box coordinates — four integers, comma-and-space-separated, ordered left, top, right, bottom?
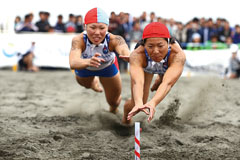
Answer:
14, 11, 240, 50
11, 11, 240, 78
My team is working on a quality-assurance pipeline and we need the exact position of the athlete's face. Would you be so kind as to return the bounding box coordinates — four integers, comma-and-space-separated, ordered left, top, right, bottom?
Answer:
86, 23, 108, 45
144, 37, 168, 62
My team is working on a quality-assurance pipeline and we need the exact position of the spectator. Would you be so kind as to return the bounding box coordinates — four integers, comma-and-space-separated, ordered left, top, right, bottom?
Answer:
139, 11, 148, 31
226, 36, 233, 48
225, 44, 240, 79
16, 14, 38, 33
186, 18, 201, 43
14, 16, 22, 32
192, 32, 201, 43
218, 20, 232, 43
186, 32, 202, 50
35, 11, 51, 32
75, 15, 84, 33
157, 17, 163, 23
149, 12, 156, 23
108, 12, 119, 34
55, 15, 65, 32
232, 25, 240, 44
122, 12, 133, 47
174, 22, 187, 44
167, 18, 177, 36
200, 19, 212, 43
65, 14, 76, 33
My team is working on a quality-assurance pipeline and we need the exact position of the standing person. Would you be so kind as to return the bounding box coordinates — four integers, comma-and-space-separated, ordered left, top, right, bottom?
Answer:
35, 11, 50, 32
14, 16, 22, 32
65, 14, 76, 33
69, 8, 130, 114
75, 15, 84, 33
16, 14, 38, 33
55, 15, 65, 33
122, 22, 186, 124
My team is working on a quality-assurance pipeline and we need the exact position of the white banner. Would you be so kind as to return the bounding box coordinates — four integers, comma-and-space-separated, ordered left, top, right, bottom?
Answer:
0, 33, 235, 70
0, 33, 75, 68
184, 49, 232, 68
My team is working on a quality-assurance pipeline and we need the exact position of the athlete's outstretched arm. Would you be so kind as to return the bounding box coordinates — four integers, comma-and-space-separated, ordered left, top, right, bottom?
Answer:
141, 50, 186, 122
110, 34, 130, 62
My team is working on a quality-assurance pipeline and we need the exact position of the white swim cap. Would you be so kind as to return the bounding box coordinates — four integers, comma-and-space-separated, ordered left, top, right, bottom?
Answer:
230, 44, 238, 53
192, 33, 201, 40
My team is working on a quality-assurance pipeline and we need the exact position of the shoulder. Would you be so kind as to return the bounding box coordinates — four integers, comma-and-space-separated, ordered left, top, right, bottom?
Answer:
169, 42, 186, 65
108, 33, 127, 51
130, 45, 146, 66
71, 33, 85, 50
72, 33, 84, 41
109, 33, 126, 46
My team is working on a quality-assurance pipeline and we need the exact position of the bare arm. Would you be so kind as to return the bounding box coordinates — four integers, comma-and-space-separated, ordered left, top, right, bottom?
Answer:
69, 35, 88, 69
150, 49, 186, 107
138, 48, 186, 122
129, 49, 145, 106
69, 35, 104, 70
110, 34, 130, 61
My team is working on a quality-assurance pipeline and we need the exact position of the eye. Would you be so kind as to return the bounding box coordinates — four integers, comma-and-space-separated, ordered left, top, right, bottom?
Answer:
148, 46, 153, 49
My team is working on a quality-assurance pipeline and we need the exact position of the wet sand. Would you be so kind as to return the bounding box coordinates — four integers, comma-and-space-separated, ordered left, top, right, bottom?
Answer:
0, 70, 240, 160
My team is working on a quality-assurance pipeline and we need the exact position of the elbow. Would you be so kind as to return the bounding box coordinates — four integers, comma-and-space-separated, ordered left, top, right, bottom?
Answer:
69, 60, 77, 69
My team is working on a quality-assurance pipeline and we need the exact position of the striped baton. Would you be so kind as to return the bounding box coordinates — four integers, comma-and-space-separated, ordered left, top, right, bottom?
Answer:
135, 122, 140, 160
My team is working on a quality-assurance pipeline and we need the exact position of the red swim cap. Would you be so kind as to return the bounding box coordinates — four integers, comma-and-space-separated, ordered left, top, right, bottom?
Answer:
142, 22, 170, 39
84, 8, 109, 25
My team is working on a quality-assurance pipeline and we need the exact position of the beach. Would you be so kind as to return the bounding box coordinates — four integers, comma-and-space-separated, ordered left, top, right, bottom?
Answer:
0, 70, 240, 160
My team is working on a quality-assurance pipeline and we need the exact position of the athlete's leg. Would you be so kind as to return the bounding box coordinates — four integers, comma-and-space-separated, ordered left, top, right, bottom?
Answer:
122, 72, 154, 124
151, 74, 163, 91
76, 76, 103, 92
99, 72, 122, 114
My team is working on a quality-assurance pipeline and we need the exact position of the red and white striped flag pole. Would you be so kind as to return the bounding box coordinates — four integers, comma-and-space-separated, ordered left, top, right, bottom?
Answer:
135, 122, 140, 160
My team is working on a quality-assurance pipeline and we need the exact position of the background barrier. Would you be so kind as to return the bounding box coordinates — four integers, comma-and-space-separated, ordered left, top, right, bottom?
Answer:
0, 33, 75, 68
0, 33, 237, 72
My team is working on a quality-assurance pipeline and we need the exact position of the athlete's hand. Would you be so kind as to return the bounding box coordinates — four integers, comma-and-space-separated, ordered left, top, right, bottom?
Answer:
119, 55, 130, 62
139, 102, 156, 122
127, 102, 156, 123
89, 53, 105, 68
127, 105, 149, 121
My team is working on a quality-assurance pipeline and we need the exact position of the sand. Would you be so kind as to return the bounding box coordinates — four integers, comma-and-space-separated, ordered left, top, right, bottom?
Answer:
0, 70, 240, 160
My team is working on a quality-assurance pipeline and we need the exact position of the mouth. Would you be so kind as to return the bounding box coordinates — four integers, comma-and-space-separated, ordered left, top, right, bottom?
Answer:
93, 37, 101, 42
151, 56, 162, 62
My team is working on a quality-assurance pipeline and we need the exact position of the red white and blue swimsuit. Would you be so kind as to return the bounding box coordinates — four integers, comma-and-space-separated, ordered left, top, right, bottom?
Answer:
144, 48, 171, 75
75, 32, 119, 77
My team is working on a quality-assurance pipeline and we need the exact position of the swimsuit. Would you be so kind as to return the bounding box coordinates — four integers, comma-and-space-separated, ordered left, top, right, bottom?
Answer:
75, 32, 119, 77
144, 48, 171, 75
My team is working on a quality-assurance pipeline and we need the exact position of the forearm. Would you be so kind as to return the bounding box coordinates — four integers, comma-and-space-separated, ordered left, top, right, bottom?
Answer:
132, 81, 144, 106
150, 82, 172, 107
118, 45, 130, 57
69, 58, 89, 70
